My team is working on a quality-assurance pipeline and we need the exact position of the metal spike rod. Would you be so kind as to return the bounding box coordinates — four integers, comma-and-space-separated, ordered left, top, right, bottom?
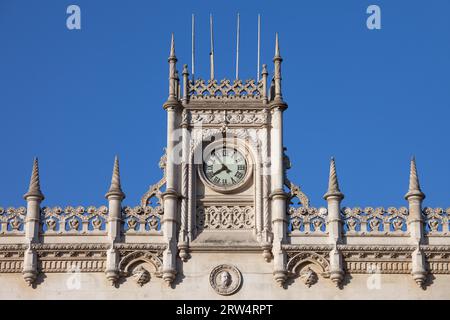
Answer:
236, 13, 240, 80
191, 13, 195, 81
257, 14, 261, 82
210, 13, 215, 80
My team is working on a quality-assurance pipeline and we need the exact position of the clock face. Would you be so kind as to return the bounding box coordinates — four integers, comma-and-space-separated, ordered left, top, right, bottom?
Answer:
203, 147, 248, 188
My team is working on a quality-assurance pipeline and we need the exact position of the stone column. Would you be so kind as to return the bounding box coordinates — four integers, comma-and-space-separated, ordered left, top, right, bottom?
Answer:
405, 157, 427, 288
323, 157, 345, 286
178, 65, 190, 261
260, 65, 271, 260
23, 158, 44, 286
261, 64, 268, 104
269, 112, 287, 285
105, 156, 125, 285
162, 34, 181, 286
269, 34, 288, 287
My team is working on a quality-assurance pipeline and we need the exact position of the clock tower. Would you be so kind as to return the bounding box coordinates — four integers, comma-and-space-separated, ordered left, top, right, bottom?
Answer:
148, 32, 309, 287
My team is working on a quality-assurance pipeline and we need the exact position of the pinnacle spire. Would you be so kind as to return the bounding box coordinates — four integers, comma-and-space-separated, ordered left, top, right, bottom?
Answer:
169, 33, 176, 59
323, 157, 344, 200
405, 156, 425, 200
274, 32, 280, 59
105, 156, 125, 200
23, 157, 44, 200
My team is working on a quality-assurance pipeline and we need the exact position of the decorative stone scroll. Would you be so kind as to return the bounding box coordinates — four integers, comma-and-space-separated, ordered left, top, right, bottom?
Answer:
284, 150, 310, 209
341, 207, 409, 235
188, 78, 263, 100
422, 207, 450, 235
0, 207, 26, 234
41, 206, 108, 234
196, 205, 254, 231
122, 206, 163, 233
287, 207, 328, 234
141, 151, 166, 208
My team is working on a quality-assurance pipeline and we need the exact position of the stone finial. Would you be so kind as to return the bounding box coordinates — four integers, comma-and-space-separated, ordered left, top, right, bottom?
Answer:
272, 33, 284, 102
105, 156, 126, 200
262, 63, 268, 76
323, 157, 344, 200
274, 32, 281, 59
169, 33, 176, 60
405, 156, 425, 200
23, 157, 44, 201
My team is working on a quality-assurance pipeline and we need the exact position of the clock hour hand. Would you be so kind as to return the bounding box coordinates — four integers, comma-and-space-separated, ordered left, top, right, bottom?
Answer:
212, 164, 231, 177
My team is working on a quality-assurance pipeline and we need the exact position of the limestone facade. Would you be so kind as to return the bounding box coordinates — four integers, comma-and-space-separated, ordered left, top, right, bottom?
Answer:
0, 33, 449, 299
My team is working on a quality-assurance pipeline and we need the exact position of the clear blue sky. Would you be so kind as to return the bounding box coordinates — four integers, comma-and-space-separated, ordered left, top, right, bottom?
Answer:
0, 0, 449, 208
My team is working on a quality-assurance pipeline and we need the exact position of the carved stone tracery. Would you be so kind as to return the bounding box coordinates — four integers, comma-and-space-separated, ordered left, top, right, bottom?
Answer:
197, 205, 254, 231
189, 79, 263, 100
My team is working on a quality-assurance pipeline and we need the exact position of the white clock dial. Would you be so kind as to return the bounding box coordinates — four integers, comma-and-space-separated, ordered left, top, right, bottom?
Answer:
203, 147, 247, 187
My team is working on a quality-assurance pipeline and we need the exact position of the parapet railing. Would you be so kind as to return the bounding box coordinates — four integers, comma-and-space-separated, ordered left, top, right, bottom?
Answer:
41, 206, 108, 235
340, 207, 409, 235
287, 207, 328, 235
122, 205, 163, 234
0, 204, 164, 240
0, 207, 26, 235
188, 79, 264, 100
423, 207, 450, 236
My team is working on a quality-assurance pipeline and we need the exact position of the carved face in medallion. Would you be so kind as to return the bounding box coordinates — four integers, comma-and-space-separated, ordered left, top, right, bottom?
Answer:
219, 271, 231, 288
210, 264, 242, 296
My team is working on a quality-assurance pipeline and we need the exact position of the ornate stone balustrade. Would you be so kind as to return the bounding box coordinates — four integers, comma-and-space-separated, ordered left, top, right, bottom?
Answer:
41, 206, 108, 235
0, 207, 26, 235
341, 207, 409, 235
188, 79, 263, 100
287, 207, 328, 235
423, 207, 450, 235
122, 205, 163, 233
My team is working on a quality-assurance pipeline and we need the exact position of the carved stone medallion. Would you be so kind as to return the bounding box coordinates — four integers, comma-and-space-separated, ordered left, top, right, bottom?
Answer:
209, 264, 242, 296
